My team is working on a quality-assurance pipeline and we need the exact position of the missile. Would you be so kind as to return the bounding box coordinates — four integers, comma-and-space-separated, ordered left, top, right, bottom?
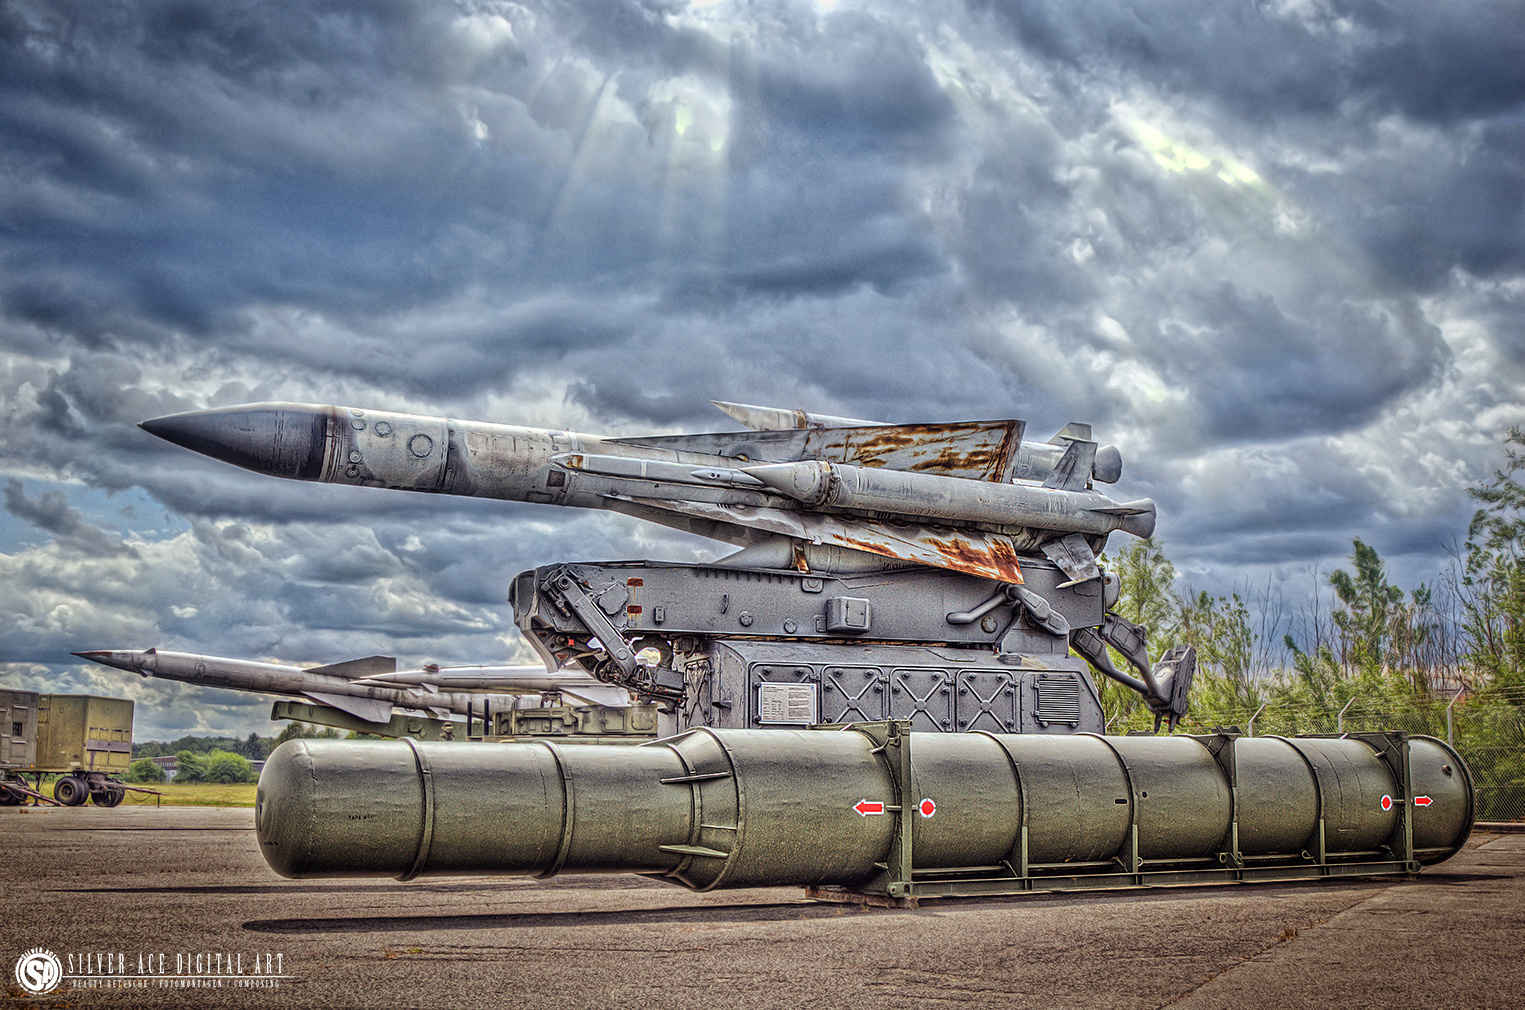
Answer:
349, 665, 631, 708
71, 648, 614, 726
741, 460, 1155, 539
139, 401, 1147, 585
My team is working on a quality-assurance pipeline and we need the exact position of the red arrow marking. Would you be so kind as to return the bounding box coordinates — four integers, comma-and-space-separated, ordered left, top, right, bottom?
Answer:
919, 798, 936, 818
853, 800, 885, 817
1381, 795, 1393, 811
1414, 796, 1433, 807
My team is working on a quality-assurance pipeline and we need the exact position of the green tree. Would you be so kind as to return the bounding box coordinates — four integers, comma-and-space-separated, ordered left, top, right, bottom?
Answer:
1328, 538, 1405, 672
125, 758, 165, 783
1094, 539, 1185, 731
273, 721, 342, 745
1178, 590, 1263, 717
1108, 539, 1183, 658
173, 750, 208, 783
1464, 426, 1525, 699
204, 750, 256, 784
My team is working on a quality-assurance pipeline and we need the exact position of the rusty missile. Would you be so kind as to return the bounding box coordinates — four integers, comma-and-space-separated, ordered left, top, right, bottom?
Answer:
139, 401, 1148, 584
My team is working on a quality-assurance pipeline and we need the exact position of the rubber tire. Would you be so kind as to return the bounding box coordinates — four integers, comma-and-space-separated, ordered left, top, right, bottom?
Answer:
100, 786, 126, 807
0, 783, 21, 806
54, 776, 88, 806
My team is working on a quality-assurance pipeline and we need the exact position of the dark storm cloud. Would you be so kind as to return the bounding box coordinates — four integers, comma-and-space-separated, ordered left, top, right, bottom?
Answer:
980, 0, 1525, 123
971, 0, 1525, 295
1, 0, 1522, 735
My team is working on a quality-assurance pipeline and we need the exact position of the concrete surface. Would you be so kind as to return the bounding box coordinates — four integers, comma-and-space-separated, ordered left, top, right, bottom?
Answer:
1, 805, 1521, 1009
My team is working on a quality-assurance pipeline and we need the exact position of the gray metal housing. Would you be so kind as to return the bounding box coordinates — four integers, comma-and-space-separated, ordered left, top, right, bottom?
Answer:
511, 556, 1108, 735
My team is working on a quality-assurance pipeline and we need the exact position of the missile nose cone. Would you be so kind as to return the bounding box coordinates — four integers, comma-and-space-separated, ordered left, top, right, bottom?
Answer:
140, 403, 331, 480
742, 461, 829, 503
74, 650, 152, 674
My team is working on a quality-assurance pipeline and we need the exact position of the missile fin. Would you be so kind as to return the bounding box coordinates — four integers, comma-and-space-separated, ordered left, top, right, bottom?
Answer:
308, 655, 398, 679
608, 495, 1026, 584
559, 685, 635, 708
613, 421, 1026, 481
1042, 533, 1101, 585
711, 400, 883, 431
1087, 498, 1156, 538
710, 401, 805, 430
1042, 440, 1097, 491
1051, 422, 1093, 444
300, 692, 393, 724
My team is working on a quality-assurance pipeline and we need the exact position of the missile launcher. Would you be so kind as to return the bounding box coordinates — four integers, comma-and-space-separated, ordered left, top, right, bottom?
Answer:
133, 396, 1479, 901
138, 399, 1196, 735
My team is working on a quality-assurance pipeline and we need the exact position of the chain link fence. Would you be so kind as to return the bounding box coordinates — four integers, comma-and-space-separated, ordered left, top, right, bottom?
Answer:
1181, 701, 1525, 823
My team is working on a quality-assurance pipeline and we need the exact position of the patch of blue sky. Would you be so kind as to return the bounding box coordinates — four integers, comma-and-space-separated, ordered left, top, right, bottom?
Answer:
0, 479, 190, 554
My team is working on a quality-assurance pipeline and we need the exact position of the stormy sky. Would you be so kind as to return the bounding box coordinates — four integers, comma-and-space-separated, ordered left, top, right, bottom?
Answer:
1, 0, 1521, 740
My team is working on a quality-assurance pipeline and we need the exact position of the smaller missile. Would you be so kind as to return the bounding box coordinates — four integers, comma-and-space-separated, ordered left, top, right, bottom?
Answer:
551, 452, 764, 489
73, 648, 498, 725
741, 460, 1155, 540
351, 665, 631, 708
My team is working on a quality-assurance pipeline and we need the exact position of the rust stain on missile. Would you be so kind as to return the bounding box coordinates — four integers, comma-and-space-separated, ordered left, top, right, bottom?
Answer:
834, 528, 1024, 585
828, 420, 1024, 482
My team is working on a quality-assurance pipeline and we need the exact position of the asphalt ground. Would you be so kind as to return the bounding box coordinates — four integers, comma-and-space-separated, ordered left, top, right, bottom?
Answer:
2, 805, 1521, 1009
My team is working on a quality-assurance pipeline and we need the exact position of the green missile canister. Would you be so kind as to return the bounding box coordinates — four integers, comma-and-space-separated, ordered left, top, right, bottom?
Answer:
254, 725, 1474, 903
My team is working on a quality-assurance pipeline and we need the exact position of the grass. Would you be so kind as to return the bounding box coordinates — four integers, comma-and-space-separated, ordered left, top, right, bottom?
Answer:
120, 781, 258, 807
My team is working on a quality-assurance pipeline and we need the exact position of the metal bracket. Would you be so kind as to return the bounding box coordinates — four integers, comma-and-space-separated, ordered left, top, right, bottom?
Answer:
540, 566, 685, 701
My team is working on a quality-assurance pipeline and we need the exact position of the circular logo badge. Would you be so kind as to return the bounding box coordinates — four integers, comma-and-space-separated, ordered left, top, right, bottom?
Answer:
919, 798, 936, 818
1381, 795, 1394, 811
15, 948, 62, 995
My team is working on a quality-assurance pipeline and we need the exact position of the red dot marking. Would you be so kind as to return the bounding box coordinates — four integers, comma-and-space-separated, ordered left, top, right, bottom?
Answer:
1381, 795, 1393, 811
919, 798, 936, 818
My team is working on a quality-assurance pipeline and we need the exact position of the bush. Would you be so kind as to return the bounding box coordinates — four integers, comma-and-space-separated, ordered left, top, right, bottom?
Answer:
125, 758, 165, 784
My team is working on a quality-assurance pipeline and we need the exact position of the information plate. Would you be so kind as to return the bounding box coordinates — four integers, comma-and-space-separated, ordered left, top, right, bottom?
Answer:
757, 682, 818, 725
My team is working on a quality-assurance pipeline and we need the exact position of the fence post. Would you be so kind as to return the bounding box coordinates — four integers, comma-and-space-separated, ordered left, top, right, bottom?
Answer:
1246, 703, 1266, 738
1446, 692, 1458, 746
1337, 697, 1355, 734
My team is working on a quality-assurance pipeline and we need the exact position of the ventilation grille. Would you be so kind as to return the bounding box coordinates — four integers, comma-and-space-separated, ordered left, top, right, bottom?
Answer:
1035, 676, 1081, 726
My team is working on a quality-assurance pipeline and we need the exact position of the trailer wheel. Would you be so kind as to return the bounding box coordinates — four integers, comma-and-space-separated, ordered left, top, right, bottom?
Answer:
54, 776, 89, 806
96, 785, 126, 807
0, 781, 21, 806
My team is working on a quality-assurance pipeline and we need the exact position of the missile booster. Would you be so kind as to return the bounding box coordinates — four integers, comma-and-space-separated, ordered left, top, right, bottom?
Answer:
140, 399, 1196, 734
255, 724, 1475, 904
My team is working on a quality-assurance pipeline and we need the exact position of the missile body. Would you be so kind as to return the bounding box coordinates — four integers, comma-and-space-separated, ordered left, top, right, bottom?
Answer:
72, 649, 566, 725
351, 666, 631, 708
743, 460, 1155, 539
256, 729, 1474, 895
139, 402, 1149, 583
